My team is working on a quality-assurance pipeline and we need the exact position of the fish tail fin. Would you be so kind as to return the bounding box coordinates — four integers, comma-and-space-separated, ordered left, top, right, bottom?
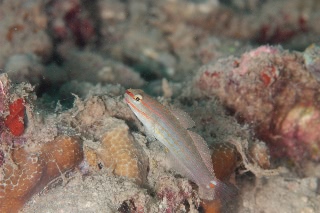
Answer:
198, 179, 238, 202
200, 180, 238, 213
211, 179, 238, 203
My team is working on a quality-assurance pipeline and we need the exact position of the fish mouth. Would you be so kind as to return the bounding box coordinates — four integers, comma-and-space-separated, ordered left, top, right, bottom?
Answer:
125, 89, 134, 98
124, 89, 133, 103
123, 95, 128, 103
124, 94, 129, 104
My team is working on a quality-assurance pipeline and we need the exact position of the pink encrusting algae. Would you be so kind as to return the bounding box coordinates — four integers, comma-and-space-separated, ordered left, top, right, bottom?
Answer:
124, 89, 235, 201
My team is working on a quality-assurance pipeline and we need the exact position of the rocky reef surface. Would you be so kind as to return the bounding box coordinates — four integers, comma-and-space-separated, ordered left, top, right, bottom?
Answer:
0, 0, 320, 212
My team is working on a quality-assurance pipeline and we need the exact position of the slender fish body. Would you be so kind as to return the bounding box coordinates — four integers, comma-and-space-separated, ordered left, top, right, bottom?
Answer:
124, 89, 231, 200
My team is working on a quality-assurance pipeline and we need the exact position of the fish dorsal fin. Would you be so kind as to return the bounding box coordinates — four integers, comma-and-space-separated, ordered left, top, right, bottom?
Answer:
187, 130, 215, 175
170, 108, 195, 129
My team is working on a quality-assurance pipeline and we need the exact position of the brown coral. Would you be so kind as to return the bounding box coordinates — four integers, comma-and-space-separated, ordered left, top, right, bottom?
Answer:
211, 143, 238, 181
0, 136, 83, 213
96, 119, 148, 185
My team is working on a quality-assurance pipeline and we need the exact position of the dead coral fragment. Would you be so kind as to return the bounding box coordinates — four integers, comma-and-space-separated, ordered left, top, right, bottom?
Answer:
0, 74, 9, 115
303, 43, 320, 82
62, 51, 145, 88
97, 119, 148, 185
155, 175, 194, 212
0, 136, 83, 213
194, 46, 320, 163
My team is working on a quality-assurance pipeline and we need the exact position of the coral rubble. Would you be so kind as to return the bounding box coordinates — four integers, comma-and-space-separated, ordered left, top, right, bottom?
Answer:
303, 43, 320, 81
68, 95, 149, 184
61, 51, 145, 88
46, 0, 95, 47
0, 0, 319, 212
4, 54, 45, 85
193, 46, 320, 163
238, 176, 320, 213
0, 0, 52, 68
155, 175, 195, 212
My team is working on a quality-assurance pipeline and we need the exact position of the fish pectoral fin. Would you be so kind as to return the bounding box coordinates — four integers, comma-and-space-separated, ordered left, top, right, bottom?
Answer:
144, 125, 157, 142
146, 131, 157, 142
170, 107, 195, 129
187, 130, 215, 175
167, 151, 196, 183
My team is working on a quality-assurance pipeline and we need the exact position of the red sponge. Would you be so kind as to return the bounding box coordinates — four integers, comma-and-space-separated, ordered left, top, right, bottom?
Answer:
4, 98, 25, 136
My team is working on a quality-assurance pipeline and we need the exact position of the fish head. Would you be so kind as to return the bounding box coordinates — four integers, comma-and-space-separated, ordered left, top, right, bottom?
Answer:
124, 89, 144, 106
124, 89, 153, 123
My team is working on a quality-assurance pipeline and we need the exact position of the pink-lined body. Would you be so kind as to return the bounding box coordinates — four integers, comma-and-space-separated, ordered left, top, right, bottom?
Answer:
124, 89, 228, 200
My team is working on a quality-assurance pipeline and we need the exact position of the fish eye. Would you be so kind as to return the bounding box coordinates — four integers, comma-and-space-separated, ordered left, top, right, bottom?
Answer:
134, 94, 142, 102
